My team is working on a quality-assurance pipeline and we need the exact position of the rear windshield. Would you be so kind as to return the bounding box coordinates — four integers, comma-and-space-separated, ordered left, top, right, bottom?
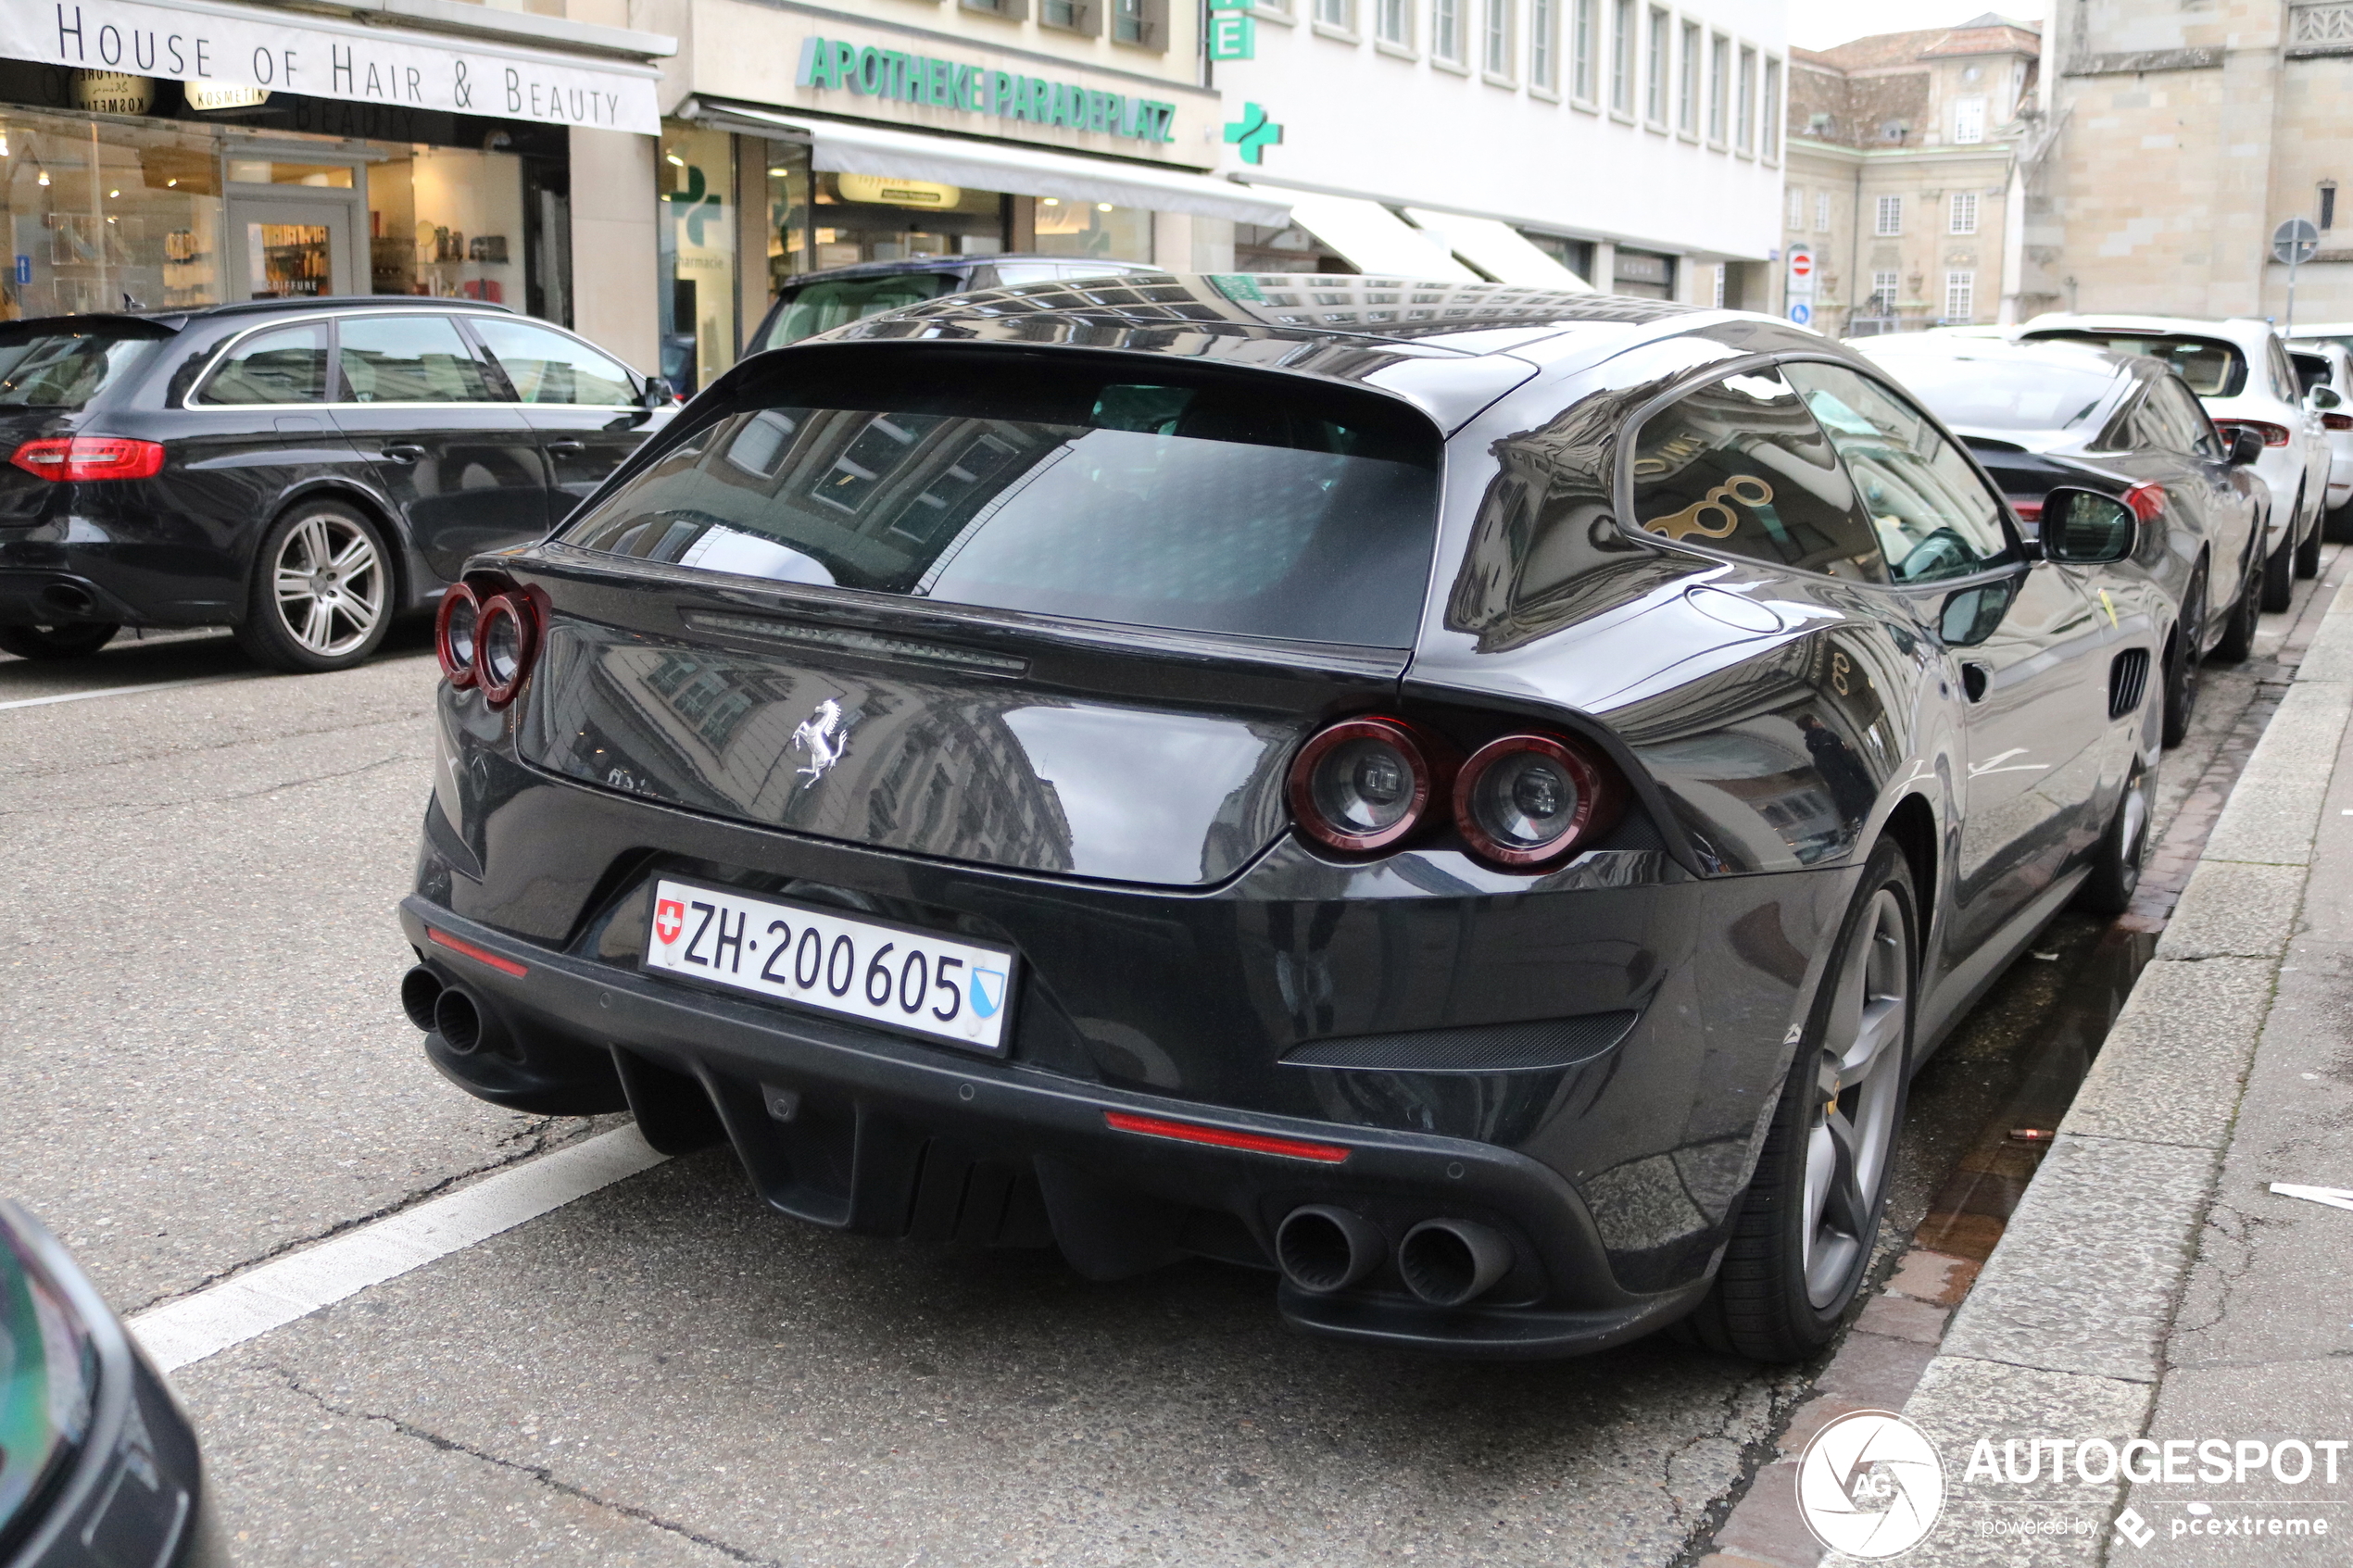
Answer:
749, 273, 963, 354
1862, 352, 2120, 433
2024, 331, 2245, 397
0, 327, 159, 409
561, 352, 1442, 646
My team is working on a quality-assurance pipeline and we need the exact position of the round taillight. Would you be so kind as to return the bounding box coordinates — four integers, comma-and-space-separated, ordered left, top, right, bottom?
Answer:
435, 583, 481, 688
475, 593, 535, 707
1453, 734, 1617, 869
1289, 717, 1449, 854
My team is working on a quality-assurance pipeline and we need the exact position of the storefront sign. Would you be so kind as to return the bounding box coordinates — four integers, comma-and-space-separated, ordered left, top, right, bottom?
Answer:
0, 0, 661, 132
792, 36, 1176, 144
1207, 0, 1257, 60
835, 173, 959, 207
70, 69, 153, 111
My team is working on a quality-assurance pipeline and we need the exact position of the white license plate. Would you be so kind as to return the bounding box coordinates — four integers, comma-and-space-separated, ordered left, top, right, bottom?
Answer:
642, 879, 1016, 1055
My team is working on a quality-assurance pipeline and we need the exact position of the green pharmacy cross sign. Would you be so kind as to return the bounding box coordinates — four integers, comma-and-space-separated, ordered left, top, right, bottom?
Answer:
1223, 102, 1282, 165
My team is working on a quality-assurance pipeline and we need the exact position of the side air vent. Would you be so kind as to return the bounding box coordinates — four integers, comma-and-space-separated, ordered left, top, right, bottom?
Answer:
2108, 648, 2151, 721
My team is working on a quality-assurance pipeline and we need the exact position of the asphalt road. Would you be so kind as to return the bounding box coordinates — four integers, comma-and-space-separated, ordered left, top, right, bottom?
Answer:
0, 584, 2310, 1568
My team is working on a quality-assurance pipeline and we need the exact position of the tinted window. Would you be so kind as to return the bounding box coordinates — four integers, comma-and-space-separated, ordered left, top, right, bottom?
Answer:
195, 322, 328, 405
1627, 368, 1887, 583
472, 319, 635, 406
0, 329, 157, 409
2024, 331, 2246, 397
562, 355, 1441, 646
751, 273, 962, 353
1784, 362, 2018, 584
2139, 376, 2221, 457
336, 315, 497, 404
2291, 350, 2330, 395
1860, 351, 2119, 434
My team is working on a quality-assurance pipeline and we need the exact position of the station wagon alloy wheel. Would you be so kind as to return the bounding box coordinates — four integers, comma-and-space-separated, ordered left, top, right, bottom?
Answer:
234, 499, 396, 673
1804, 887, 1909, 1309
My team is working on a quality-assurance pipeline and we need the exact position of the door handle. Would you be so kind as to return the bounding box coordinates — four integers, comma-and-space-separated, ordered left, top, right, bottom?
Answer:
545, 440, 586, 455
1960, 661, 1993, 703
380, 444, 426, 463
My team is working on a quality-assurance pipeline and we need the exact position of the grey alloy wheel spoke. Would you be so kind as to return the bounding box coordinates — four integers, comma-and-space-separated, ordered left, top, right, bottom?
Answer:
1803, 887, 1908, 1309
273, 514, 384, 658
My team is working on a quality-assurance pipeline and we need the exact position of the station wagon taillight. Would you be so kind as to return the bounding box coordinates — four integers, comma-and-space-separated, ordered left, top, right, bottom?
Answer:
7, 436, 165, 482
435, 576, 541, 707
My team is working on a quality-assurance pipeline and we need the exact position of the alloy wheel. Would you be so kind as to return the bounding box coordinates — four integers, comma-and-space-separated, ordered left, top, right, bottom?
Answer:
271, 511, 385, 658
1802, 888, 1908, 1309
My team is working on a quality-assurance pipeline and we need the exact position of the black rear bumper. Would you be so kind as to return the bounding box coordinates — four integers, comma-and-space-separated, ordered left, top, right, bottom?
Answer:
397, 896, 1715, 1357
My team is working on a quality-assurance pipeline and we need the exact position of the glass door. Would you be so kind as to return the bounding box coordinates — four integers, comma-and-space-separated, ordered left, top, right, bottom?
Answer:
227, 196, 358, 300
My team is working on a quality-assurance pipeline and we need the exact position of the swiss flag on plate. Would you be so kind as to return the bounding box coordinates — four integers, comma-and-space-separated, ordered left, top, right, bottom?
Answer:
654, 898, 686, 945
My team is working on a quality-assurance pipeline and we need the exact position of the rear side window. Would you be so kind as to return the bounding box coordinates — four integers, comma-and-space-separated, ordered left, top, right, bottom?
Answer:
472, 319, 635, 406
195, 322, 328, 405
2025, 331, 2246, 398
336, 315, 497, 404
1628, 368, 1888, 583
0, 329, 158, 409
750, 274, 963, 354
562, 352, 1441, 646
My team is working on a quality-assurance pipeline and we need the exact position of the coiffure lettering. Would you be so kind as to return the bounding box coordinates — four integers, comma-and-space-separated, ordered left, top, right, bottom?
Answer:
1964, 1437, 2350, 1486
793, 37, 1176, 144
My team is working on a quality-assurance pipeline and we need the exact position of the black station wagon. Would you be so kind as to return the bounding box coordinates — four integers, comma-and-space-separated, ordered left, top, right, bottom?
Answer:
398, 274, 2164, 1361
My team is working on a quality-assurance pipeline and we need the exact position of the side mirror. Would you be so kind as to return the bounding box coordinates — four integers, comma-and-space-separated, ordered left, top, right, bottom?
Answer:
2229, 426, 2265, 467
2313, 385, 2344, 411
2041, 486, 2137, 564
639, 376, 678, 410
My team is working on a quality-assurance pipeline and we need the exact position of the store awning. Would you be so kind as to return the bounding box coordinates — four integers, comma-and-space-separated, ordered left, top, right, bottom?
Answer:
1259, 191, 1479, 282
685, 99, 1291, 228
1403, 209, 1595, 290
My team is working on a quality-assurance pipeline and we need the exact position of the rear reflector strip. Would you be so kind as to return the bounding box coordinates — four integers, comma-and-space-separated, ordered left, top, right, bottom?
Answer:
426, 927, 530, 978
1102, 1110, 1351, 1163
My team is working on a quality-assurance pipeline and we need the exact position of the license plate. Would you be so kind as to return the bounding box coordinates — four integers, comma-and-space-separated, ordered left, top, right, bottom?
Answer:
641, 879, 1016, 1055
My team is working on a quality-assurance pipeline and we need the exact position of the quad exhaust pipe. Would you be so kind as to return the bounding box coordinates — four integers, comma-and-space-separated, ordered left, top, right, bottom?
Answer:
1275, 1206, 1516, 1306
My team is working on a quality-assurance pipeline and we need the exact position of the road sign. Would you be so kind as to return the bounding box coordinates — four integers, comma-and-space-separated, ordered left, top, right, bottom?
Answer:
1787, 245, 1815, 298
2274, 218, 2321, 267
1788, 301, 1814, 327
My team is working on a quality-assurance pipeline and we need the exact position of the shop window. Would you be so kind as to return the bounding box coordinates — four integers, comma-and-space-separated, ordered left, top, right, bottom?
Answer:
1235, 222, 1354, 274
659, 123, 736, 397
808, 169, 1003, 274
367, 147, 527, 307
762, 139, 814, 305
1517, 230, 1592, 283
1612, 247, 1674, 298
1033, 198, 1151, 261
0, 107, 226, 317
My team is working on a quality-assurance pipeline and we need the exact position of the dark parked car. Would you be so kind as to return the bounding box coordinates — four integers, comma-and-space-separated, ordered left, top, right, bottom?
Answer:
736, 256, 1162, 364
1857, 334, 2269, 746
1, 1202, 224, 1568
399, 274, 2164, 1361
0, 298, 673, 671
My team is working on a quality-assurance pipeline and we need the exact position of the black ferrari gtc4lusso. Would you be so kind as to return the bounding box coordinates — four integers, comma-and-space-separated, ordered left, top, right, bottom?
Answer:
397, 273, 2164, 1361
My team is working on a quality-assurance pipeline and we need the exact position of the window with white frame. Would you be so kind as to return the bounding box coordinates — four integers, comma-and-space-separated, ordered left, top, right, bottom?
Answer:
1486, 0, 1514, 73
1944, 270, 1975, 320
1315, 0, 1353, 27
1572, 0, 1595, 97
1736, 44, 1755, 151
1954, 95, 1985, 144
1432, 0, 1462, 59
1610, 0, 1634, 109
1874, 194, 1902, 235
1869, 270, 1899, 311
1713, 265, 1727, 307
1788, 185, 1806, 230
1379, 0, 1414, 44
1707, 34, 1729, 142
1762, 57, 1781, 157
1678, 20, 1699, 131
1949, 191, 1978, 235
1529, 0, 1557, 84
1645, 6, 1668, 121
1816, 190, 1831, 231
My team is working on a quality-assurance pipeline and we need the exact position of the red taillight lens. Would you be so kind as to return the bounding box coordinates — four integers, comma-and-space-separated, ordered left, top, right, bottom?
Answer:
2325, 413, 2353, 432
7, 436, 166, 482
2121, 482, 2166, 523
434, 582, 482, 688
1453, 734, 1618, 870
1288, 716, 1453, 853
474, 592, 540, 707
2218, 420, 2292, 449
2009, 497, 2045, 522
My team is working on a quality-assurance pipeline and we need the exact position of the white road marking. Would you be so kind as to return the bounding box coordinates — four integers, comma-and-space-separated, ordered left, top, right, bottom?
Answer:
0, 674, 253, 711
129, 1127, 670, 1373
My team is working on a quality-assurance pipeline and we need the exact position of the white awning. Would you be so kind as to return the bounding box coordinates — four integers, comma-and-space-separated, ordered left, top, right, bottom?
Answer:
0, 0, 661, 132
686, 100, 1291, 228
1272, 191, 1479, 282
1403, 209, 1595, 290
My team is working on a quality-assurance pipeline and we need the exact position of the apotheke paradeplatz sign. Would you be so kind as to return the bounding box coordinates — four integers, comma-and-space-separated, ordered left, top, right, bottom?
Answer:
0, 0, 661, 132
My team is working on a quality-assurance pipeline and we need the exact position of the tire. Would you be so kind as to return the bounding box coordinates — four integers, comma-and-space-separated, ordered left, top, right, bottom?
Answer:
2261, 523, 2295, 613
2160, 566, 2204, 749
2296, 502, 2323, 579
2326, 503, 2353, 546
2212, 544, 2262, 662
1685, 839, 1917, 1362
231, 499, 394, 673
0, 621, 119, 659
2075, 752, 2157, 917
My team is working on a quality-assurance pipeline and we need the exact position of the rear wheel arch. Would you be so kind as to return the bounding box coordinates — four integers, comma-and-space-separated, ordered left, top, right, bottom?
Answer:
1880, 793, 1938, 963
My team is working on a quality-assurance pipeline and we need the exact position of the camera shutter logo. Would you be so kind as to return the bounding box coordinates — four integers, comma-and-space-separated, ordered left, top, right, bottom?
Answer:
1796, 1409, 1946, 1558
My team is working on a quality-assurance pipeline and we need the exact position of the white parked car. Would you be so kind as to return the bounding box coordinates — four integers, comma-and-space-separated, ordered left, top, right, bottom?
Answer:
2020, 313, 2329, 608
2287, 336, 2353, 528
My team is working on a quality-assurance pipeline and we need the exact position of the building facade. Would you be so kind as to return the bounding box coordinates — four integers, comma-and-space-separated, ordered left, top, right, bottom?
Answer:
1776, 17, 2040, 335
2021, 0, 2353, 325
1208, 0, 1789, 302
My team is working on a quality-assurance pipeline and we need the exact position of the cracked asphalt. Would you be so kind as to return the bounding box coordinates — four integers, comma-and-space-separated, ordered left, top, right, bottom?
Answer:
0, 614, 2274, 1567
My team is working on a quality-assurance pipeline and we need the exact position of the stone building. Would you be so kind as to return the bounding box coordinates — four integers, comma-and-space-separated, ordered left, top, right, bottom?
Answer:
1777, 17, 2041, 334
2020, 0, 2353, 324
